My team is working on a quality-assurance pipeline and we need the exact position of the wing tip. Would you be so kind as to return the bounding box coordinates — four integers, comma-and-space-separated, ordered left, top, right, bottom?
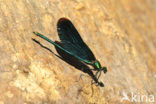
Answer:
58, 17, 69, 22
57, 17, 71, 26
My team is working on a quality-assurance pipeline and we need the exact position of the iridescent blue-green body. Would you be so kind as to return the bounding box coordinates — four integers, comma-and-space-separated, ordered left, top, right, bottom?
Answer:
33, 18, 107, 85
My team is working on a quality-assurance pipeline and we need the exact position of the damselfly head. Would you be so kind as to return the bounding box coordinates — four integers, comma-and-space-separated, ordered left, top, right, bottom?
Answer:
101, 67, 107, 73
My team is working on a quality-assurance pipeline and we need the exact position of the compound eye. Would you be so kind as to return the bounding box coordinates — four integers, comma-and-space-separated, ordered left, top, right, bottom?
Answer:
102, 67, 107, 73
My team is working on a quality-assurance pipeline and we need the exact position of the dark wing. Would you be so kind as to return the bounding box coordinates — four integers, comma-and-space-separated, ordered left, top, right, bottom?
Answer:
57, 18, 96, 63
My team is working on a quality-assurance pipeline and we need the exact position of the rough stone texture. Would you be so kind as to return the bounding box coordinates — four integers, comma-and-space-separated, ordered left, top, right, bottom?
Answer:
0, 0, 156, 104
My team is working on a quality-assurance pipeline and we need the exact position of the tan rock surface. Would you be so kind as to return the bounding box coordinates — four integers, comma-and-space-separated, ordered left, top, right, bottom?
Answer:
0, 0, 156, 104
